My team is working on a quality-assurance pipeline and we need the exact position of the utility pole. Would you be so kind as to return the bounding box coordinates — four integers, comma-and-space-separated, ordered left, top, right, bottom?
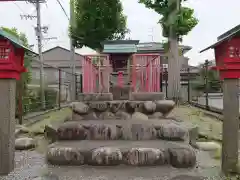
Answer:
70, 0, 76, 101
167, 0, 181, 103
35, 0, 46, 109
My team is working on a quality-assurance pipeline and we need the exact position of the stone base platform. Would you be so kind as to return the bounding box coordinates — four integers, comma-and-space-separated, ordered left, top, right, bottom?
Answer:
47, 140, 196, 168
47, 119, 197, 142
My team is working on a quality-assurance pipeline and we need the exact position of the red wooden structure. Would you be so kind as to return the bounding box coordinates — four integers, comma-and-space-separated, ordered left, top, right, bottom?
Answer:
0, 38, 26, 79
131, 54, 161, 92
82, 53, 161, 95
82, 54, 111, 93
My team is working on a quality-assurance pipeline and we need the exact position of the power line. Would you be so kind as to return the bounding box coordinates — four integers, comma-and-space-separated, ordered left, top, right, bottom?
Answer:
56, 0, 69, 20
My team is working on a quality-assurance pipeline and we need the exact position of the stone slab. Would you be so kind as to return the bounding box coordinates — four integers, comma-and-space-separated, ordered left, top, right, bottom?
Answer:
49, 140, 191, 151
130, 92, 165, 101
47, 140, 196, 167
77, 93, 113, 101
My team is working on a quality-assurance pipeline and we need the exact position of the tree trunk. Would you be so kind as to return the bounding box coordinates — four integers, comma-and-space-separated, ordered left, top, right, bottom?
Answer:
167, 33, 181, 103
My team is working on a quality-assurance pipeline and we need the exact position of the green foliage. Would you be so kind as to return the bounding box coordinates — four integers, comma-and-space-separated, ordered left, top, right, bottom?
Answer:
71, 0, 129, 50
139, 0, 198, 41
24, 88, 58, 113
191, 62, 222, 93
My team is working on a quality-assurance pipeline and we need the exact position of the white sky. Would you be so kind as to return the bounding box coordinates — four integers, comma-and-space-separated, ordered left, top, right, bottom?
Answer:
0, 0, 240, 66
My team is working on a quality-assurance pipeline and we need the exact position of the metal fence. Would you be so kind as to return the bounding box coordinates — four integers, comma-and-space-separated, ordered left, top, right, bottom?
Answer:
16, 60, 82, 124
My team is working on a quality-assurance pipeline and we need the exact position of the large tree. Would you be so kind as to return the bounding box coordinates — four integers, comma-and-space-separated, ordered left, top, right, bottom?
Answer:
139, 0, 198, 102
71, 0, 129, 51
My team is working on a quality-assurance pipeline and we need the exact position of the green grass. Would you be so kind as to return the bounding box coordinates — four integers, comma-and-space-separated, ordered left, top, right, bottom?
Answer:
170, 105, 222, 141
26, 107, 71, 134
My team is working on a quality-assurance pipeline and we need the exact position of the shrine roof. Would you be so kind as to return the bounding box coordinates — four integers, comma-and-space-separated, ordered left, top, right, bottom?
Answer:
0, 29, 38, 55
101, 40, 139, 45
200, 24, 240, 53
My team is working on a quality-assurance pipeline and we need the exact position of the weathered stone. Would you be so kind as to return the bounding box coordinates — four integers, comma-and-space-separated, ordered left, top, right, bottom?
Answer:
90, 147, 122, 165
15, 137, 36, 150
168, 147, 196, 168
71, 102, 89, 115
44, 124, 58, 142
81, 112, 98, 120
90, 102, 108, 112
188, 126, 199, 147
109, 102, 125, 113
99, 111, 115, 120
131, 112, 148, 121
123, 148, 167, 166
196, 141, 221, 151
155, 100, 175, 116
157, 123, 189, 141
47, 147, 84, 165
72, 112, 83, 121
122, 124, 157, 140
57, 122, 87, 140
115, 111, 131, 120
87, 124, 119, 140
142, 101, 156, 114
148, 112, 163, 119
170, 175, 205, 180
125, 102, 136, 114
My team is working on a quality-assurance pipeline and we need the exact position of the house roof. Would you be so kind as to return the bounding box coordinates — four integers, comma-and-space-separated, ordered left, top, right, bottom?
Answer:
0, 29, 38, 55
200, 24, 240, 53
137, 42, 192, 54
102, 40, 140, 45
42, 46, 84, 57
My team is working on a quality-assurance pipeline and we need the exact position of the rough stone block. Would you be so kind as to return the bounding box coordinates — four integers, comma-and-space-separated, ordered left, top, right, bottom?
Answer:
115, 111, 131, 120
90, 147, 122, 166
122, 124, 157, 140
168, 147, 196, 168
86, 124, 119, 140
15, 137, 36, 150
131, 112, 148, 121
122, 148, 167, 166
71, 102, 89, 115
47, 147, 84, 165
57, 122, 88, 140
78, 93, 113, 101
89, 102, 109, 112
156, 123, 189, 141
142, 101, 157, 114
130, 92, 164, 101
99, 111, 115, 120
155, 100, 175, 116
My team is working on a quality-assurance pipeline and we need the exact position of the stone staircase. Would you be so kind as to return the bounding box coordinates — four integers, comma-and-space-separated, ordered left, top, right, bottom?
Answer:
46, 99, 200, 168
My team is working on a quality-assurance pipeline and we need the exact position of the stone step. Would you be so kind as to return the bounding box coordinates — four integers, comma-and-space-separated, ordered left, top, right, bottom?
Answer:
51, 120, 196, 142
46, 140, 197, 168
